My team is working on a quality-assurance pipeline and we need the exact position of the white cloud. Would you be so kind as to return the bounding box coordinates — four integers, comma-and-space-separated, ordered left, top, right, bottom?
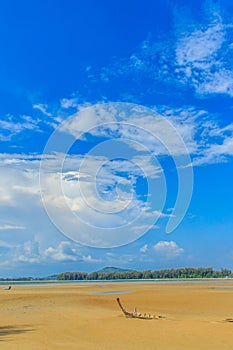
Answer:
81, 255, 101, 263
153, 241, 184, 259
44, 241, 79, 262
11, 239, 102, 265
57, 95, 233, 170
60, 98, 79, 109
96, 6, 233, 98
175, 21, 224, 65
191, 121, 233, 166
18, 240, 40, 264
0, 224, 25, 230
41, 162, 159, 247
0, 101, 232, 250
2, 98, 233, 168
33, 103, 52, 117
58, 102, 194, 159
0, 237, 85, 268
140, 244, 148, 253
0, 151, 165, 248
59, 91, 87, 110
0, 157, 40, 208
0, 114, 41, 141
174, 15, 233, 97
0, 240, 13, 248
157, 106, 233, 166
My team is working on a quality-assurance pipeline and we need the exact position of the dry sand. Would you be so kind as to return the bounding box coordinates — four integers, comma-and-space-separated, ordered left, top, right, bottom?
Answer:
0, 280, 233, 349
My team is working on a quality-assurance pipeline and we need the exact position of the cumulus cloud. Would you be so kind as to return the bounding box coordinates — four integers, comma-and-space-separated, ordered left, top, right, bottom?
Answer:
41, 102, 192, 246
44, 241, 80, 262
140, 244, 148, 253
0, 237, 103, 268
0, 100, 232, 252
0, 151, 166, 249
60, 91, 87, 110
0, 156, 40, 208
81, 255, 101, 263
0, 94, 232, 255
0, 236, 84, 267
41, 156, 164, 247
153, 241, 184, 259
18, 240, 41, 264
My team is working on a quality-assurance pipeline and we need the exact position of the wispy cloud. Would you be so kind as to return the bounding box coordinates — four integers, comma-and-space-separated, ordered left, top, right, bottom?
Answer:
0, 114, 41, 141
96, 4, 233, 98
0, 224, 25, 231
0, 240, 13, 248
33, 103, 52, 117
174, 12, 233, 97
0, 100, 232, 252
156, 105, 233, 166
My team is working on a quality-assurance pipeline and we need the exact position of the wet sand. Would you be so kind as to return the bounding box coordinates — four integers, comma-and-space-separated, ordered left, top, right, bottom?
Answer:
0, 281, 233, 349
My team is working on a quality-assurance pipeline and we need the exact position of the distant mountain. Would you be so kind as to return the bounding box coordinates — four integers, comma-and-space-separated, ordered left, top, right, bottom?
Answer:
46, 274, 58, 280
97, 266, 134, 273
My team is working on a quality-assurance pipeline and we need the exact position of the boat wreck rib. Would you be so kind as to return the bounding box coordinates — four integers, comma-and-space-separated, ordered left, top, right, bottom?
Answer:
116, 297, 156, 320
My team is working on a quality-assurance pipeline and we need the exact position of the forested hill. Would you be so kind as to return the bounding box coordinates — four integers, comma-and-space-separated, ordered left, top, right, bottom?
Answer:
97, 267, 134, 273
57, 267, 232, 280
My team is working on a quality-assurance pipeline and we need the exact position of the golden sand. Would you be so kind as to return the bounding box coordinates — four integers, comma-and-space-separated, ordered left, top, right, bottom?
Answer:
0, 281, 233, 349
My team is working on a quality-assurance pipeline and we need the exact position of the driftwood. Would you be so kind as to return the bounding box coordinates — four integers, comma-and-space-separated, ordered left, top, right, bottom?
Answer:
116, 297, 161, 320
3, 286, 11, 290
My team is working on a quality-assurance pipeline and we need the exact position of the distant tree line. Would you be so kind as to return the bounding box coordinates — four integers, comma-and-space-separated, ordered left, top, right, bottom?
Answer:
0, 277, 34, 281
0, 277, 55, 281
57, 267, 232, 280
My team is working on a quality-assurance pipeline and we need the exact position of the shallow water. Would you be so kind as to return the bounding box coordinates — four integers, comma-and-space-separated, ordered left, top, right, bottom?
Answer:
0, 278, 232, 286
91, 289, 132, 295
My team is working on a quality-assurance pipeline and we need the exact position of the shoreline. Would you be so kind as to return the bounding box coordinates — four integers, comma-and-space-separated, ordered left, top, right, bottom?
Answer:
0, 277, 232, 286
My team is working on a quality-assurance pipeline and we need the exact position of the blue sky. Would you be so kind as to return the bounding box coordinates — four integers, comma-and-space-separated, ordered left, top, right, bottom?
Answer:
0, 0, 233, 277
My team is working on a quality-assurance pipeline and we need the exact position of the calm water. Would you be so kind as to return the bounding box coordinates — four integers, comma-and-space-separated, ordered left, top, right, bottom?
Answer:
92, 289, 132, 295
0, 278, 232, 286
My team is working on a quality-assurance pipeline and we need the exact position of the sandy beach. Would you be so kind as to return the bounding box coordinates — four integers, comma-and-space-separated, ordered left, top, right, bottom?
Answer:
0, 280, 233, 349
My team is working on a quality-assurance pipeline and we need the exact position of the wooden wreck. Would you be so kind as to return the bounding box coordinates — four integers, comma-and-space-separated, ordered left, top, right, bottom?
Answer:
116, 297, 160, 320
